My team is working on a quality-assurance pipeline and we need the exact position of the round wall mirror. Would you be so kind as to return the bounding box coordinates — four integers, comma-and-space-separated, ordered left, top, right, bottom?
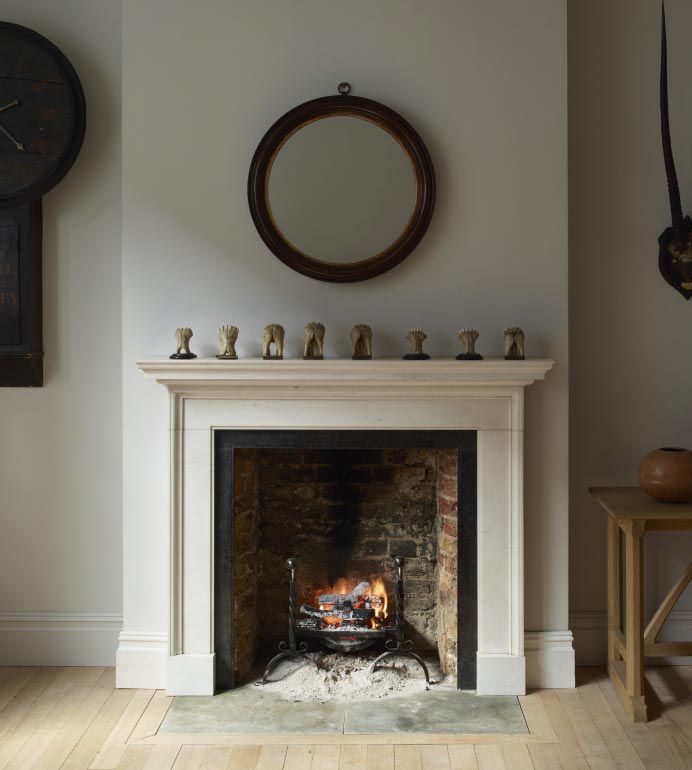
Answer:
248, 86, 435, 282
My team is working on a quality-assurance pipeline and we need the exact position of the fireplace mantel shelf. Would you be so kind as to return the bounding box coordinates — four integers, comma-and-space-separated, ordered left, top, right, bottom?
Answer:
136, 357, 554, 389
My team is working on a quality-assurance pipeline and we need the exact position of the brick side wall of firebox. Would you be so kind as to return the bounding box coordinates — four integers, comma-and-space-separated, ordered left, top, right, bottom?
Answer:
232, 448, 259, 684
436, 448, 458, 676
231, 446, 459, 680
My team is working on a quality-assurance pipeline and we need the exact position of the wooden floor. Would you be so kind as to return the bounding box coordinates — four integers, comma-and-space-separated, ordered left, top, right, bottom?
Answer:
0, 666, 691, 769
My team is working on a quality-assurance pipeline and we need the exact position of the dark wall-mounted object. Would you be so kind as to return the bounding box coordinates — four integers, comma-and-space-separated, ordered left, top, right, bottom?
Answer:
0, 22, 86, 386
0, 201, 42, 386
248, 84, 435, 283
659, 6, 692, 300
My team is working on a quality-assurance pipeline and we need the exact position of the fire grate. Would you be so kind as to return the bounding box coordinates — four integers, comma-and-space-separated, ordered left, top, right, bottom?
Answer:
260, 555, 429, 684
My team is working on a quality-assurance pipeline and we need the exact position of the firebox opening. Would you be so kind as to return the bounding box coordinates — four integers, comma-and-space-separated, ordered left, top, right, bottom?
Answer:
214, 429, 477, 694
231, 446, 459, 686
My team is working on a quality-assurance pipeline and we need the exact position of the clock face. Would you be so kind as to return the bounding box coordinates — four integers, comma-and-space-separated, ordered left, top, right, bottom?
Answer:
0, 23, 85, 207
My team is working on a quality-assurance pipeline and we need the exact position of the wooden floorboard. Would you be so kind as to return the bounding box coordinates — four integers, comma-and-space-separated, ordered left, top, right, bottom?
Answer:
0, 666, 690, 768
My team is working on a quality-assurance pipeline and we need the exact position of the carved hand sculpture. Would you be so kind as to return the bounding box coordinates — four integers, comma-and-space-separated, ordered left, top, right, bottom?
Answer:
406, 328, 427, 355
503, 327, 525, 360
303, 321, 325, 359
217, 325, 239, 359
171, 327, 195, 359
457, 328, 482, 360
350, 324, 372, 359
262, 324, 285, 359
403, 328, 430, 359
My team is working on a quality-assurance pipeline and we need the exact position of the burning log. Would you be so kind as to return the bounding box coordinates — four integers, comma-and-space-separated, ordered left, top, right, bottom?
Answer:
298, 576, 389, 641
317, 582, 371, 606
300, 604, 375, 624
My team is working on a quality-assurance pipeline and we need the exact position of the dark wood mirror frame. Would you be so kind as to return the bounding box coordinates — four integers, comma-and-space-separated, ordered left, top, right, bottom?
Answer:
248, 92, 436, 283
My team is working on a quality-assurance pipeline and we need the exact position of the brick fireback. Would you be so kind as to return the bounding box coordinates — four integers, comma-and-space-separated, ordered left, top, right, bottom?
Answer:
232, 447, 458, 683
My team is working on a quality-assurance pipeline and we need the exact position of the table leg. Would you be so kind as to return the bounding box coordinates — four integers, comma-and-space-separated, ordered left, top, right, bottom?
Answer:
607, 517, 620, 665
624, 522, 647, 721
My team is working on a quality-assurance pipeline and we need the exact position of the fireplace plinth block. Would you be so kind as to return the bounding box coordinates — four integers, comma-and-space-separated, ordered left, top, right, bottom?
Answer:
476, 653, 526, 696
167, 653, 216, 696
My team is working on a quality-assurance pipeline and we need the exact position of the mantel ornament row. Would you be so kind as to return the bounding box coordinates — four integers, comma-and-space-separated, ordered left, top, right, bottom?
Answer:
169, 324, 525, 362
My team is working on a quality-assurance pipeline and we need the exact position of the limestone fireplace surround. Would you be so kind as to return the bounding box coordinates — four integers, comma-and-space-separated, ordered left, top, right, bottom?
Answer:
117, 358, 574, 696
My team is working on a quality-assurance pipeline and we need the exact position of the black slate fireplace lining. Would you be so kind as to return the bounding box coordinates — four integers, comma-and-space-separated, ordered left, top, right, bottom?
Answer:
214, 429, 477, 692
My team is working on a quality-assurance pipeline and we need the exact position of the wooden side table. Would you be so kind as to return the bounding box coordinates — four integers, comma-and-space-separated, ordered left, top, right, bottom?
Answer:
590, 487, 692, 721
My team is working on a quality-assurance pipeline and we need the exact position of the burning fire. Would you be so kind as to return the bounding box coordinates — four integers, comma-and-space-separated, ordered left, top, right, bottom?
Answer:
304, 577, 388, 631
370, 577, 388, 622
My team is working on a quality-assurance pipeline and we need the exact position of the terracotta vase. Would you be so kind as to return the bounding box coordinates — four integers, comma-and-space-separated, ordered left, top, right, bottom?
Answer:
638, 448, 692, 502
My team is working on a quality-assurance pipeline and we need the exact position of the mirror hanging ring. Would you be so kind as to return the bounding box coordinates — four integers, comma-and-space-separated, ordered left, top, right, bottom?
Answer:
247, 83, 436, 283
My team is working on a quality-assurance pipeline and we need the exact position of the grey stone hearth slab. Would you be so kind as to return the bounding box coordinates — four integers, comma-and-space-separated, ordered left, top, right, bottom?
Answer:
159, 687, 527, 735
159, 687, 346, 735
344, 690, 527, 734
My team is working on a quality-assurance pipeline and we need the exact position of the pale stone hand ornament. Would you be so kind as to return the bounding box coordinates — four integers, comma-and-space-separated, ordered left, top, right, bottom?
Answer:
303, 321, 325, 359
503, 327, 525, 360
350, 324, 372, 359
403, 328, 430, 360
216, 325, 239, 360
457, 328, 483, 360
262, 324, 285, 359
170, 327, 196, 360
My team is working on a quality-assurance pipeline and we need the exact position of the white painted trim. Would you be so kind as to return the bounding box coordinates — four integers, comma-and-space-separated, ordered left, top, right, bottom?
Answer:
0, 613, 122, 666
116, 631, 168, 689
571, 610, 692, 665
524, 630, 575, 688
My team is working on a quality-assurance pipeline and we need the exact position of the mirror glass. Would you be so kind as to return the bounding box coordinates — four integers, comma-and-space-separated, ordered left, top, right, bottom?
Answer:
268, 116, 416, 264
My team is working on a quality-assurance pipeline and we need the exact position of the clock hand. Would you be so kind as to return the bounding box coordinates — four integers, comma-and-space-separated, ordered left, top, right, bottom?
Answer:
0, 122, 24, 151
0, 98, 19, 114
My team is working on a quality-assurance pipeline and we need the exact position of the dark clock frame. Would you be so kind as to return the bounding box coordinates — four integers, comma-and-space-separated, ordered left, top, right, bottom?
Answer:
0, 22, 86, 386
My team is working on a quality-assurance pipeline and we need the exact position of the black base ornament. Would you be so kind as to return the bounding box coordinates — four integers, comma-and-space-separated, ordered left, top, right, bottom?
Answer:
456, 353, 483, 361
403, 353, 430, 360
169, 352, 197, 360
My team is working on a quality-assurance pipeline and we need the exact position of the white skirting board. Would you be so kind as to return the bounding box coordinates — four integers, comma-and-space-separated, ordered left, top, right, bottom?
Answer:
115, 631, 168, 688
0, 614, 577, 691
0, 613, 121, 667
571, 610, 692, 666
116, 631, 577, 693
524, 630, 575, 689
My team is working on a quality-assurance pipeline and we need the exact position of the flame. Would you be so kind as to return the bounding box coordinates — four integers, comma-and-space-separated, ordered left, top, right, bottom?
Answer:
310, 576, 388, 631
370, 577, 388, 620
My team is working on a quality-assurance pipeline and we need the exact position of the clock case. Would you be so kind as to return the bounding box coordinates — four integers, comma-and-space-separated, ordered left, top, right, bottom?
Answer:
0, 22, 85, 387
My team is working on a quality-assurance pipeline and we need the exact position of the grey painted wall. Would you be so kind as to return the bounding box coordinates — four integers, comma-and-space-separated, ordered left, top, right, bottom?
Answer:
0, 0, 122, 662
570, 0, 692, 662
122, 0, 568, 640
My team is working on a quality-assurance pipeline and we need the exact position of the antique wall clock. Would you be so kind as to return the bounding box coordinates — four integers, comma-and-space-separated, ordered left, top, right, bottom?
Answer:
0, 22, 86, 386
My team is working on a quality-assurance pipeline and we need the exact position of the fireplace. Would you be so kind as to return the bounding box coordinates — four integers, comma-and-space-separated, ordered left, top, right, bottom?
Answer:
214, 430, 477, 691
118, 358, 566, 696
